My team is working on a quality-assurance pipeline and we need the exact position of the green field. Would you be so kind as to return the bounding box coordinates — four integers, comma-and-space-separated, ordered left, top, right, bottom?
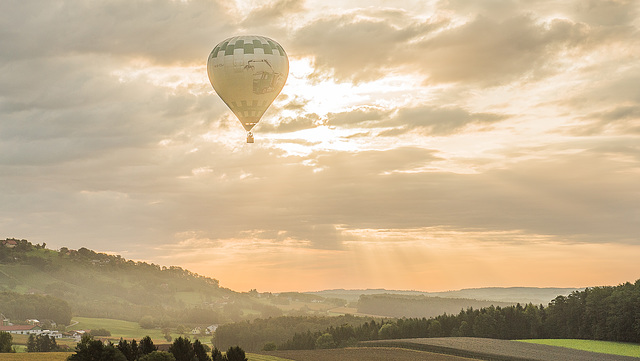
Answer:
0, 352, 70, 361
519, 339, 640, 357
70, 317, 196, 345
247, 354, 293, 361
11, 333, 77, 350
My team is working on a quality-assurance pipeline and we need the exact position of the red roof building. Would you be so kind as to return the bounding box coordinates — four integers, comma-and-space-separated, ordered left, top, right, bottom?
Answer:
0, 325, 42, 334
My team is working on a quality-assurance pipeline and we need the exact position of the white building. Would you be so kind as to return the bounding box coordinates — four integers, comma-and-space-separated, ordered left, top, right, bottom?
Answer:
0, 325, 42, 335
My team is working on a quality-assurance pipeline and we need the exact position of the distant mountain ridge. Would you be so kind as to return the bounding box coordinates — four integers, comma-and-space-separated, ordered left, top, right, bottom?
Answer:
307, 286, 582, 305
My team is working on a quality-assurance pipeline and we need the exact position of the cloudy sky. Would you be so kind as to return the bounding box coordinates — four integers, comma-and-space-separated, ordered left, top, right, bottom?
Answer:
2, 0, 639, 292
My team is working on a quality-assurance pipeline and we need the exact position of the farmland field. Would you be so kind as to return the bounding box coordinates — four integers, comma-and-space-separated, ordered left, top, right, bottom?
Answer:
261, 347, 479, 361
0, 352, 286, 361
70, 316, 182, 344
247, 353, 294, 361
72, 316, 156, 338
0, 352, 70, 361
362, 337, 640, 361
11, 334, 77, 349
519, 339, 640, 358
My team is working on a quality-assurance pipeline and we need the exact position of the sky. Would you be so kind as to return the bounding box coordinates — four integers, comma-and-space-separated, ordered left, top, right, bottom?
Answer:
1, 0, 639, 293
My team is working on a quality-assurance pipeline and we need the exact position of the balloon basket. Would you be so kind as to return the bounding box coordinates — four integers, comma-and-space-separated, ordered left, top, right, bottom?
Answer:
247, 132, 254, 143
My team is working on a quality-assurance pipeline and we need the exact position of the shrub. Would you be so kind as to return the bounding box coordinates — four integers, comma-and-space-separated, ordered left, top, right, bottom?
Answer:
263, 342, 277, 351
91, 328, 111, 336
140, 351, 176, 361
139, 316, 156, 329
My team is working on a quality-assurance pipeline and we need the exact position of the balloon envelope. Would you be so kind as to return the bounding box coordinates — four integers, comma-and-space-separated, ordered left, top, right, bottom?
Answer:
207, 35, 289, 132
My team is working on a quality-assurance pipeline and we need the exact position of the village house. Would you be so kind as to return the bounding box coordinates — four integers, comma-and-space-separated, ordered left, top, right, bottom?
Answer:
206, 324, 218, 335
0, 324, 43, 335
39, 329, 63, 339
1, 239, 17, 248
70, 330, 91, 342
0, 316, 62, 338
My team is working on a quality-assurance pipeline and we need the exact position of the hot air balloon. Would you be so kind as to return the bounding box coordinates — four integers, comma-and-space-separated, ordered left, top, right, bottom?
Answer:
207, 35, 289, 143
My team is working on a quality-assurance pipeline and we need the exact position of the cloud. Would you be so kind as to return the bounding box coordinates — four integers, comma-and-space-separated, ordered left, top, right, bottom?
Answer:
572, 69, 640, 107
322, 105, 507, 136
241, 144, 639, 248
241, 0, 306, 27
291, 3, 634, 86
281, 224, 345, 250
258, 112, 322, 133
291, 9, 443, 82
281, 95, 311, 111
574, 0, 639, 27
326, 107, 392, 128
392, 106, 508, 135
413, 15, 591, 85
557, 66, 640, 136
577, 106, 640, 136
0, 57, 220, 166
441, 0, 639, 27
1, 0, 235, 65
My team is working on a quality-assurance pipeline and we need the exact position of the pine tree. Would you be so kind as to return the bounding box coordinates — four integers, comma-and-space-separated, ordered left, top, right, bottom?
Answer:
27, 334, 37, 352
224, 346, 247, 361
211, 346, 224, 361
169, 337, 194, 361
139, 336, 157, 355
193, 339, 211, 361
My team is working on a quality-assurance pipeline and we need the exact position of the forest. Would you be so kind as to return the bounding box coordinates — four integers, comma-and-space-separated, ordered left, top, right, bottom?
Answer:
212, 314, 369, 351
213, 280, 640, 351
0, 291, 72, 325
277, 280, 640, 350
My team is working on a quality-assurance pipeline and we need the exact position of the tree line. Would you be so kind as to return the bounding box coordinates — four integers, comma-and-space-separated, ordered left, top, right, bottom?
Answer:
27, 334, 60, 352
276, 280, 640, 350
0, 291, 72, 325
212, 314, 368, 351
67, 334, 248, 361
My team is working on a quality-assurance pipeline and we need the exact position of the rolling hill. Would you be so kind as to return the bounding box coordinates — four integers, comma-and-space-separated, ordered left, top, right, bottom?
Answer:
308, 286, 581, 305
0, 238, 581, 326
0, 238, 239, 324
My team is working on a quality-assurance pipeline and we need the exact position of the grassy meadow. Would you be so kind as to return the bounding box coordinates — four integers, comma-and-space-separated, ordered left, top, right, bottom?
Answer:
246, 354, 293, 361
70, 316, 189, 344
11, 334, 77, 350
10, 316, 208, 352
0, 352, 70, 361
519, 339, 640, 357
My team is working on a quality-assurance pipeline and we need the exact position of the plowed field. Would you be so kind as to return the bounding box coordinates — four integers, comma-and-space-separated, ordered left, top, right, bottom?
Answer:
261, 347, 480, 361
362, 338, 640, 361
